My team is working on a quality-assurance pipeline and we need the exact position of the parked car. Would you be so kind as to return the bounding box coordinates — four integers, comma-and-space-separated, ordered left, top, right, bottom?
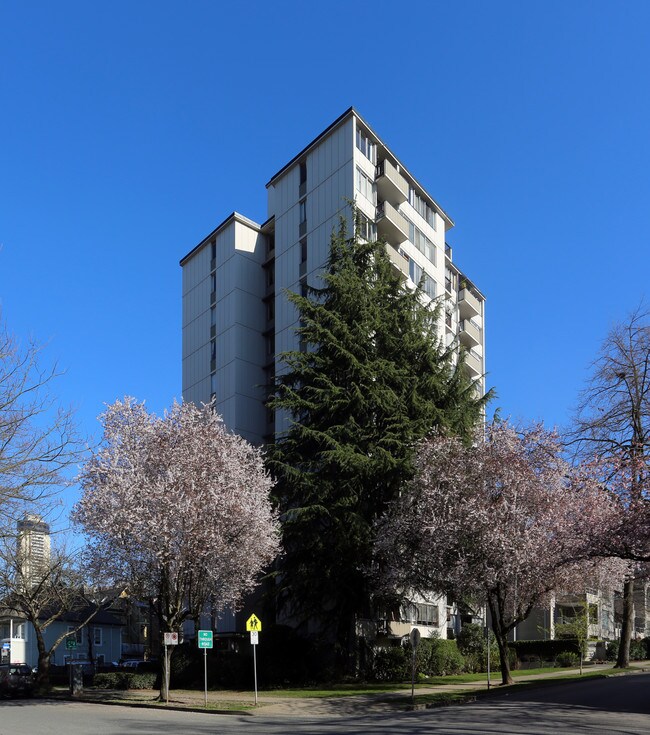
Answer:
0, 664, 34, 697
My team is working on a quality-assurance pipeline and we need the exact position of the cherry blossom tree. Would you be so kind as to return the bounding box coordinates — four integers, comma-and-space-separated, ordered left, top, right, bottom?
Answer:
376, 422, 627, 685
568, 306, 650, 666
74, 398, 280, 700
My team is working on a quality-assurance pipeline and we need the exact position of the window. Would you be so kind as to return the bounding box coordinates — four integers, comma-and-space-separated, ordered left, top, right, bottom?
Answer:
210, 240, 216, 260
13, 623, 25, 640
299, 199, 306, 224
355, 166, 376, 204
210, 339, 216, 361
67, 626, 83, 644
266, 300, 275, 321
401, 602, 439, 626
356, 127, 376, 163
266, 267, 274, 287
210, 306, 216, 327
93, 628, 102, 646
300, 238, 307, 264
356, 212, 376, 241
210, 372, 217, 396
409, 187, 436, 230
408, 220, 436, 265
416, 604, 439, 626
266, 333, 275, 356
445, 267, 456, 294
299, 161, 307, 185
409, 260, 436, 300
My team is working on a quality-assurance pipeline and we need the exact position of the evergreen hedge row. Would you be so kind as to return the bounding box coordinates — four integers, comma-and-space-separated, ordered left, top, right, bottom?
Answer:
510, 638, 581, 660
94, 672, 157, 690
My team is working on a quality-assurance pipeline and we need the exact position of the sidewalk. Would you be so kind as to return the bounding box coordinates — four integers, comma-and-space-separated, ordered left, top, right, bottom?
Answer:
64, 661, 649, 718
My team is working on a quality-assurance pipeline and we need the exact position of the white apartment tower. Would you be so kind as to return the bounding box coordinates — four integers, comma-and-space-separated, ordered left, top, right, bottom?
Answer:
17, 514, 51, 587
181, 108, 486, 446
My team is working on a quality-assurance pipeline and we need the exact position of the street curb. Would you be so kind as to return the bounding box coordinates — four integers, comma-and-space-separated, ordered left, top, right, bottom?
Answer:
41, 666, 650, 718
45, 695, 254, 716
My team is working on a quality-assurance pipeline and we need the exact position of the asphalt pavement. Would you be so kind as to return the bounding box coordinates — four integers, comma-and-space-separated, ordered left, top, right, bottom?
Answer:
1, 674, 650, 735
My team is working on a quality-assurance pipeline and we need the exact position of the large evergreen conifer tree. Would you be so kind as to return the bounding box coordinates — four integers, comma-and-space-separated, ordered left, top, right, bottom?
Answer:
266, 216, 490, 670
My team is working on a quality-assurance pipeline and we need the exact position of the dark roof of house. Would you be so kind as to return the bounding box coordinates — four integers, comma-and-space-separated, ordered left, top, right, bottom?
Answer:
0, 598, 124, 627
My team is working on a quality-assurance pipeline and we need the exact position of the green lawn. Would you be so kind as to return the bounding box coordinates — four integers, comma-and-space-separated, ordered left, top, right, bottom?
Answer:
260, 665, 622, 698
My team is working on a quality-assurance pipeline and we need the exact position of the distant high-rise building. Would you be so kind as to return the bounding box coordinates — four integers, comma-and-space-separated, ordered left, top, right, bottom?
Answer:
17, 514, 51, 586
180, 107, 486, 447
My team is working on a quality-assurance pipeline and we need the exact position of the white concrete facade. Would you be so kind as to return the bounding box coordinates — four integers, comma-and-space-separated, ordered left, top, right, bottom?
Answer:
180, 107, 486, 450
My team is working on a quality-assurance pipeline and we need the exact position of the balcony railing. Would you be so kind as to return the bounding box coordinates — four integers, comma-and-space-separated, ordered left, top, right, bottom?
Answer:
458, 288, 481, 319
459, 319, 482, 347
463, 348, 482, 377
376, 200, 409, 246
375, 158, 408, 204
384, 244, 409, 279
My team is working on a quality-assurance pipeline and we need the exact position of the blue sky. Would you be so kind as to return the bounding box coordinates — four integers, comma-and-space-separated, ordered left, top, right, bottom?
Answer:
1, 1, 649, 511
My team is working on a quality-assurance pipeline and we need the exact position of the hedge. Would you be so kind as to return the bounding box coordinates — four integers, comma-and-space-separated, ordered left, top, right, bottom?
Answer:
94, 672, 157, 690
510, 638, 581, 660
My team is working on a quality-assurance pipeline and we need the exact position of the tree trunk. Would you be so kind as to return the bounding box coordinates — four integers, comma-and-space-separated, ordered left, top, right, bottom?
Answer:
493, 628, 513, 685
616, 578, 634, 668
488, 595, 513, 685
159, 644, 173, 701
335, 610, 357, 677
34, 628, 51, 694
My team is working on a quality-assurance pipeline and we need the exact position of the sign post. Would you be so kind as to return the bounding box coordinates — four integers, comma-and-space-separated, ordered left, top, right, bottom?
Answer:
66, 638, 77, 693
197, 630, 214, 708
246, 614, 262, 705
485, 625, 491, 690
163, 632, 179, 705
409, 628, 420, 704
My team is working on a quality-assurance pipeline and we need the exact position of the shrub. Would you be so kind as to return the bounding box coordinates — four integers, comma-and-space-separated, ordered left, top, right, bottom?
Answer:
455, 624, 500, 673
511, 638, 581, 662
606, 640, 618, 661
404, 637, 435, 677
641, 636, 650, 659
427, 639, 465, 676
555, 652, 580, 668
630, 640, 646, 661
456, 624, 485, 658
94, 672, 157, 690
606, 639, 648, 662
368, 645, 409, 681
257, 624, 326, 687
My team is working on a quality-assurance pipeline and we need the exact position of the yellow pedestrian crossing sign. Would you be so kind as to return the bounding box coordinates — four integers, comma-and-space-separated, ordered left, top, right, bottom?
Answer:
246, 613, 262, 632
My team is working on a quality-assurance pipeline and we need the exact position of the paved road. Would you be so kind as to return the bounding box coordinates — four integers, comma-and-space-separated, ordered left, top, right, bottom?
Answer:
0, 673, 648, 734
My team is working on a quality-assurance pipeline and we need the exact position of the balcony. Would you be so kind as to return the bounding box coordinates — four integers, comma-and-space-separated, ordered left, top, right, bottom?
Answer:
458, 288, 481, 319
463, 348, 482, 377
459, 319, 481, 348
375, 159, 408, 204
385, 244, 409, 280
376, 200, 409, 246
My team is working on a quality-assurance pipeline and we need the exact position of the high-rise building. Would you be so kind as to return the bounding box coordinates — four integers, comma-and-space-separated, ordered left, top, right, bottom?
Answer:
181, 107, 485, 447
16, 514, 51, 587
